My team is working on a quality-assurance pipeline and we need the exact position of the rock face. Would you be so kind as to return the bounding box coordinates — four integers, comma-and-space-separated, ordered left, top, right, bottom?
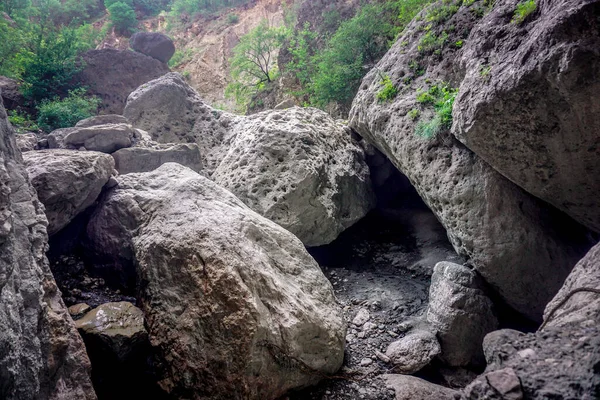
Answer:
463, 326, 600, 399
454, 0, 600, 232
123, 73, 238, 174
130, 32, 176, 63
0, 94, 96, 398
427, 262, 497, 366
23, 150, 114, 235
112, 143, 202, 174
543, 242, 600, 328
384, 374, 460, 400
16, 132, 39, 152
212, 107, 375, 247
0, 76, 24, 111
78, 49, 170, 114
384, 330, 440, 374
349, 0, 593, 321
64, 123, 135, 153
86, 163, 345, 399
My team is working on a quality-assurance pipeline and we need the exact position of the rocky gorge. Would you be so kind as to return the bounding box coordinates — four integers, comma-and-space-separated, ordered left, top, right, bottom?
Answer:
0, 0, 599, 399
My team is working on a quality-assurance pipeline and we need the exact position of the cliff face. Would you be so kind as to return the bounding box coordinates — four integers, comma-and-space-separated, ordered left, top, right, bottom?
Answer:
349, 0, 597, 321
0, 93, 96, 399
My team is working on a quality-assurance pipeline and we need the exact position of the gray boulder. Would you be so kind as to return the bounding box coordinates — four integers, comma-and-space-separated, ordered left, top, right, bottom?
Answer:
384, 374, 460, 400
48, 127, 77, 149
0, 92, 96, 399
112, 143, 202, 174
349, 0, 593, 321
63, 123, 135, 153
454, 0, 600, 232
75, 114, 130, 128
15, 132, 38, 152
212, 107, 375, 246
85, 163, 345, 399
385, 330, 441, 374
23, 150, 114, 235
130, 32, 176, 63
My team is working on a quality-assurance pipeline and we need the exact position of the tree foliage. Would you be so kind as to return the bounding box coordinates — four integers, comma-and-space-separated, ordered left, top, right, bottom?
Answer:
107, 1, 137, 35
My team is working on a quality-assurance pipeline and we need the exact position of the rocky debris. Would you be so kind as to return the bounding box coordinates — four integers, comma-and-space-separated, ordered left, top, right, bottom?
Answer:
212, 107, 375, 246
352, 308, 370, 327
384, 374, 460, 400
463, 325, 600, 399
77, 49, 169, 114
75, 302, 147, 362
22, 149, 114, 235
123, 73, 239, 174
427, 262, 497, 367
0, 75, 24, 111
384, 330, 440, 374
454, 0, 600, 233
63, 123, 135, 153
543, 242, 600, 329
15, 132, 39, 152
68, 303, 92, 320
0, 90, 95, 399
130, 32, 176, 63
85, 162, 345, 399
112, 143, 202, 174
274, 98, 296, 109
348, 0, 593, 321
76, 114, 130, 128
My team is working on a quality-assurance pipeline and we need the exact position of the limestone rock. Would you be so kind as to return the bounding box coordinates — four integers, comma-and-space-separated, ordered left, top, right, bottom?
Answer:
543, 242, 600, 329
15, 132, 38, 152
123, 73, 239, 174
427, 262, 497, 366
0, 89, 96, 399
454, 0, 600, 232
48, 127, 77, 149
23, 149, 114, 235
0, 76, 24, 111
130, 32, 176, 63
77, 49, 169, 114
112, 143, 202, 174
69, 303, 92, 320
385, 330, 441, 373
212, 107, 375, 246
85, 163, 345, 399
76, 114, 130, 128
75, 302, 147, 362
384, 374, 460, 400
348, 1, 593, 321
63, 123, 135, 153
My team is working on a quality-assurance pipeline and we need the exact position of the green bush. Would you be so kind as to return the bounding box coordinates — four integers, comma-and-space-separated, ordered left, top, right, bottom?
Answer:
418, 30, 448, 54
227, 13, 239, 24
104, 0, 132, 9
377, 74, 398, 102
36, 89, 100, 132
414, 83, 457, 138
512, 0, 536, 24
8, 110, 38, 133
107, 2, 137, 35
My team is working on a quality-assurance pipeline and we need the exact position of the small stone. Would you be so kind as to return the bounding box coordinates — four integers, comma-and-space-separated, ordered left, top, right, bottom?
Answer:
68, 303, 91, 320
360, 358, 373, 366
352, 308, 370, 327
358, 332, 366, 339
363, 322, 377, 331
376, 351, 390, 363
385, 330, 441, 374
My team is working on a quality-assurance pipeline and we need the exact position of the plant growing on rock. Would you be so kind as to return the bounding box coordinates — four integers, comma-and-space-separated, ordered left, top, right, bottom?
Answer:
512, 0, 536, 24
414, 83, 457, 138
418, 30, 448, 54
377, 74, 399, 102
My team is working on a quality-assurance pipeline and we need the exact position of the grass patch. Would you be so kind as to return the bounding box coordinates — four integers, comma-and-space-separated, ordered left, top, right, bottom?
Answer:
377, 74, 399, 102
414, 83, 458, 138
512, 0, 536, 24
418, 31, 448, 54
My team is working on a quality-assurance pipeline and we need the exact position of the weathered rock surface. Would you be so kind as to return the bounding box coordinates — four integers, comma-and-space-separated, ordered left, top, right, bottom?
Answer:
130, 32, 176, 63
212, 107, 375, 247
0, 76, 24, 111
384, 374, 460, 400
76, 114, 130, 128
15, 132, 38, 152
85, 162, 345, 399
23, 149, 114, 235
463, 326, 600, 399
112, 143, 202, 174
78, 49, 170, 114
543, 242, 600, 329
75, 302, 147, 362
349, 0, 593, 321
48, 127, 77, 149
454, 0, 600, 232
123, 73, 238, 174
384, 330, 440, 373
427, 262, 497, 366
64, 123, 135, 153
0, 92, 96, 399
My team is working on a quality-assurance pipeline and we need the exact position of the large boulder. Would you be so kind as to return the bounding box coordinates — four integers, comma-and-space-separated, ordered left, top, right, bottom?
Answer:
212, 107, 375, 246
0, 92, 95, 398
23, 150, 114, 235
384, 375, 460, 400
77, 49, 170, 114
349, 0, 593, 321
63, 123, 135, 153
0, 76, 25, 111
454, 0, 600, 232
123, 73, 239, 174
130, 32, 176, 63
427, 262, 498, 367
85, 163, 345, 399
112, 143, 202, 174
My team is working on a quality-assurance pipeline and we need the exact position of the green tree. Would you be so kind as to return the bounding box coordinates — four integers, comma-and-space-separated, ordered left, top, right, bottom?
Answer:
107, 1, 137, 35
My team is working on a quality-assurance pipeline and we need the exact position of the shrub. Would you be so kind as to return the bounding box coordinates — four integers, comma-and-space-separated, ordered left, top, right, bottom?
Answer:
414, 83, 457, 138
36, 89, 100, 132
107, 2, 137, 35
227, 13, 239, 24
512, 0, 536, 24
418, 30, 448, 54
8, 110, 39, 133
377, 74, 399, 102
